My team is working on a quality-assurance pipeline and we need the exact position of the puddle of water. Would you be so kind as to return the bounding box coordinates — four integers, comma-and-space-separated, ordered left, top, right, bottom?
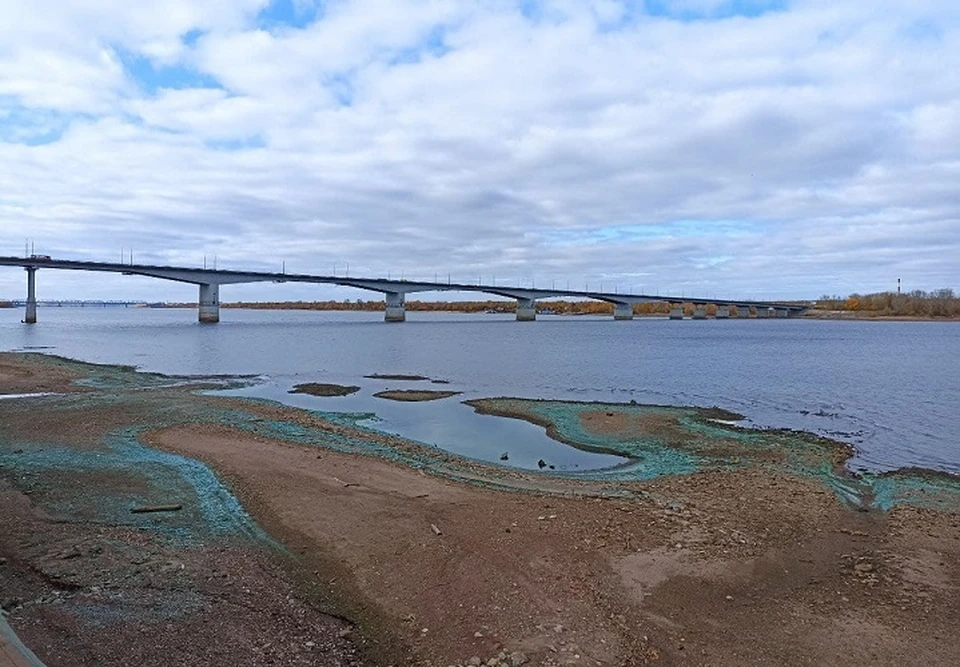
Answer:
215, 378, 630, 472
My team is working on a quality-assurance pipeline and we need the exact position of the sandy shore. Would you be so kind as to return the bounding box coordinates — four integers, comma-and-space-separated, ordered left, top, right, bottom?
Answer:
1, 353, 958, 666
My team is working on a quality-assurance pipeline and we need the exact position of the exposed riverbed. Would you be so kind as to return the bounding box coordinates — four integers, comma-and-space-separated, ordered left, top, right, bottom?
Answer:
1, 353, 959, 667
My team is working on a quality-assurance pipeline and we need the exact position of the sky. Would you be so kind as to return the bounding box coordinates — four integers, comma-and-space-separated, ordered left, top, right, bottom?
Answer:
1, 0, 958, 303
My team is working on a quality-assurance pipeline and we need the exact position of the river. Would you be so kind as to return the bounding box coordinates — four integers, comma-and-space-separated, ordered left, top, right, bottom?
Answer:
1, 307, 957, 475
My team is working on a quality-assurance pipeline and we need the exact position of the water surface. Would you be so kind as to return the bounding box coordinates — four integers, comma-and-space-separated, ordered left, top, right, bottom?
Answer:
1, 307, 957, 474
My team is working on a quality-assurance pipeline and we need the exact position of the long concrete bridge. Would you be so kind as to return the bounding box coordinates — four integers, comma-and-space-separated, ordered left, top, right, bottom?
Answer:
0, 256, 807, 324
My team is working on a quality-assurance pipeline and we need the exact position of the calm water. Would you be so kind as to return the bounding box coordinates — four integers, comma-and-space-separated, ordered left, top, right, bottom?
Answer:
1, 307, 958, 475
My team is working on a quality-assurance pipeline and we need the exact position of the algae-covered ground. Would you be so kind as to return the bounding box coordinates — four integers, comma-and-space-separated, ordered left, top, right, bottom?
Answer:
6, 354, 954, 514
2, 353, 959, 667
464, 397, 960, 512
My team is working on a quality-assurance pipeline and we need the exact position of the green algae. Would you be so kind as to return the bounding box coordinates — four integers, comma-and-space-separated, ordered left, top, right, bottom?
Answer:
0, 428, 268, 545
2, 353, 957, 516
861, 470, 960, 511
466, 399, 751, 479
464, 398, 960, 512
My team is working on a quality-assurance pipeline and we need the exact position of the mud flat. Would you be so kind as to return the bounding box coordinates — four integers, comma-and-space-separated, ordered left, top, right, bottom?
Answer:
373, 389, 461, 402
1, 353, 959, 667
290, 382, 361, 397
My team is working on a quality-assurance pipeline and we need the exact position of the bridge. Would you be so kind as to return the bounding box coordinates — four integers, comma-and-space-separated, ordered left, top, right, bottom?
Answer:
0, 256, 807, 324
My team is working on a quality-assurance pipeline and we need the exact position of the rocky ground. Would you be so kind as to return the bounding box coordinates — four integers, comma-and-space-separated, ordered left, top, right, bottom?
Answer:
1, 353, 958, 666
0, 477, 365, 666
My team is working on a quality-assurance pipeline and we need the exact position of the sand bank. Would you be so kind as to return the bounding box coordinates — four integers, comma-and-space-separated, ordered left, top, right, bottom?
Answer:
373, 389, 461, 402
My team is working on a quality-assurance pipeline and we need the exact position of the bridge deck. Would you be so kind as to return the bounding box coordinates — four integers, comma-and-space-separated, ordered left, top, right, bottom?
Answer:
0, 257, 805, 311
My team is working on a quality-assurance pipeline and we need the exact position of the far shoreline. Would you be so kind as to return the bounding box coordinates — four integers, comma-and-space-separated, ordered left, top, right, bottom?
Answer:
21, 302, 955, 321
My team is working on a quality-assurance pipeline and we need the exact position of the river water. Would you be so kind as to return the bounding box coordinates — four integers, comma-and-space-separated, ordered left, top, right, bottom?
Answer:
1, 307, 957, 475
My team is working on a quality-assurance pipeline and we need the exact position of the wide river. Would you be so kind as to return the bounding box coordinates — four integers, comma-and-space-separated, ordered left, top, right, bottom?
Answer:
1, 308, 958, 475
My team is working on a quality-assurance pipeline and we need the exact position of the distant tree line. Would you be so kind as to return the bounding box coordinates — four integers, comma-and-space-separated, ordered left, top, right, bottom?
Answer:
148, 289, 960, 319
814, 289, 960, 318
221, 300, 724, 316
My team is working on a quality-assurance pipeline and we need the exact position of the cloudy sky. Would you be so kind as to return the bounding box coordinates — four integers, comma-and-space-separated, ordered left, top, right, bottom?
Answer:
1, 0, 958, 303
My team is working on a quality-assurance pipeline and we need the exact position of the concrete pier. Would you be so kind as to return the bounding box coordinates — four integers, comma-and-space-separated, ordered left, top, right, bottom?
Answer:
516, 298, 536, 321
735, 305, 751, 318
198, 283, 220, 323
385, 291, 406, 322
692, 305, 707, 320
669, 306, 684, 320
613, 302, 634, 320
775, 308, 789, 318
716, 306, 730, 319
24, 268, 37, 324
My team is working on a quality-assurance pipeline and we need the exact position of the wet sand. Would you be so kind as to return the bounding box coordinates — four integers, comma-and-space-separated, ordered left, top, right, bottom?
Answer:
1, 353, 959, 666
373, 390, 461, 402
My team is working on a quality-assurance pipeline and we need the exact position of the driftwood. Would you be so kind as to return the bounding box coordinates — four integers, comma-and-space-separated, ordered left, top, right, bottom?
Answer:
130, 504, 183, 514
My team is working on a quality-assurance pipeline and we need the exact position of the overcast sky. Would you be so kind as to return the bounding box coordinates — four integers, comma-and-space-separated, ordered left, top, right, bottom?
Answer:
1, 0, 958, 303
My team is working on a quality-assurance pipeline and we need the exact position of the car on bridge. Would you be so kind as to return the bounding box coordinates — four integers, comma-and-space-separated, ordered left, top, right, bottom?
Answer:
29, 254, 52, 261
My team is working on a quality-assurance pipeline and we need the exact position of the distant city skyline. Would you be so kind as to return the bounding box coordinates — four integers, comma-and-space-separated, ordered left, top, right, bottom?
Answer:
2, 1, 958, 302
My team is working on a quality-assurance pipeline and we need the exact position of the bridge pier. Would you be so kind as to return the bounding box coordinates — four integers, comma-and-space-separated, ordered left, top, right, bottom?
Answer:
775, 308, 790, 318
385, 291, 406, 322
668, 304, 683, 320
24, 268, 37, 324
198, 283, 220, 323
613, 302, 634, 320
692, 305, 707, 320
516, 298, 536, 321
735, 305, 751, 318
716, 306, 730, 319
